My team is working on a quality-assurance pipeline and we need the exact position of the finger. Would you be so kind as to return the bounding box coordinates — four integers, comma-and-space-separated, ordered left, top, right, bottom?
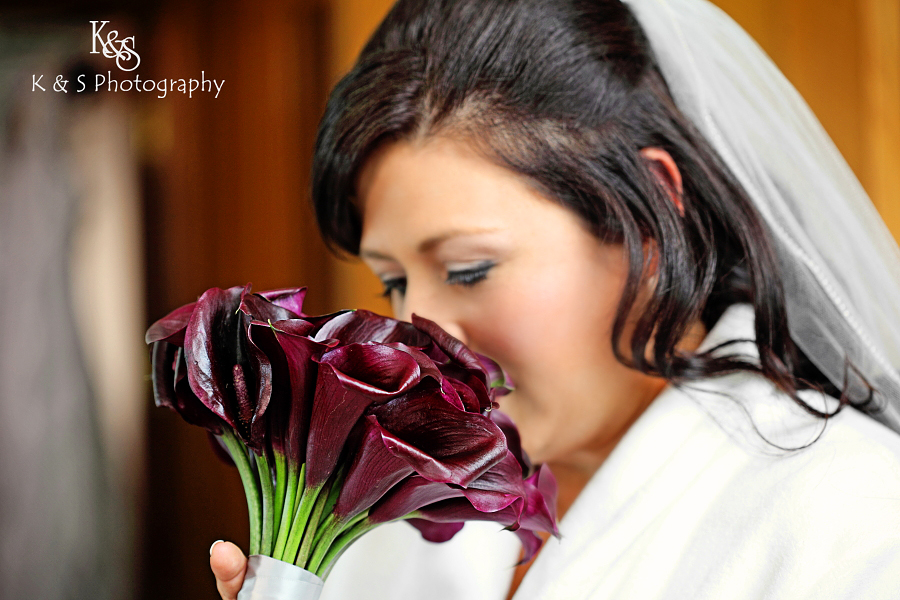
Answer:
210, 541, 247, 600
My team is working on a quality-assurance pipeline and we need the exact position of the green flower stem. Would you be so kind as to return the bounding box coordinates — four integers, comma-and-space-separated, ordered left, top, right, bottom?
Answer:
309, 511, 337, 561
281, 481, 323, 564
306, 513, 343, 575
310, 475, 346, 551
312, 506, 368, 552
314, 516, 377, 580
320, 465, 345, 521
272, 452, 287, 539
255, 452, 275, 556
295, 483, 332, 568
221, 429, 262, 555
272, 463, 303, 561
337, 510, 369, 536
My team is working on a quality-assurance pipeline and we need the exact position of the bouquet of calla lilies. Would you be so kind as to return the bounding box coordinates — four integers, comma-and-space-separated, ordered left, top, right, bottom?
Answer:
146, 285, 558, 598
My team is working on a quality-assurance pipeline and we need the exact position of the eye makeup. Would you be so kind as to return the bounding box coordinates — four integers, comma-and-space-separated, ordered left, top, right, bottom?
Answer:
379, 276, 407, 298
445, 261, 495, 287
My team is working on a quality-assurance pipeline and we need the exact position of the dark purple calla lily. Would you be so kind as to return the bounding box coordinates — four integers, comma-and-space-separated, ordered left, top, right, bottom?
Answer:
145, 301, 196, 346
491, 410, 532, 474
151, 341, 225, 433
304, 343, 431, 489
148, 284, 322, 451
370, 385, 507, 487
183, 286, 274, 448
258, 287, 308, 317
457, 451, 526, 512
476, 353, 512, 394
411, 314, 504, 413
364, 413, 558, 563
366, 451, 534, 525
333, 390, 509, 522
404, 519, 464, 543
239, 293, 301, 325
367, 461, 555, 562
411, 314, 486, 379
312, 309, 430, 346
333, 416, 415, 519
410, 497, 546, 563
367, 474, 469, 525
520, 464, 559, 536
252, 322, 332, 463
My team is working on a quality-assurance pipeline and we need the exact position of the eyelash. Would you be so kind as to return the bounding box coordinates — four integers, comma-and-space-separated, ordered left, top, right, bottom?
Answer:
380, 278, 406, 298
380, 263, 494, 297
446, 262, 494, 287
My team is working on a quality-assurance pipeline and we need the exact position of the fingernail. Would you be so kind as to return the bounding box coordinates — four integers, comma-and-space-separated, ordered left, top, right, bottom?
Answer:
209, 540, 224, 556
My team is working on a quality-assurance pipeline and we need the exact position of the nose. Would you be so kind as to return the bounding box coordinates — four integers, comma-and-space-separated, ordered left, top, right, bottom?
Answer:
396, 283, 468, 345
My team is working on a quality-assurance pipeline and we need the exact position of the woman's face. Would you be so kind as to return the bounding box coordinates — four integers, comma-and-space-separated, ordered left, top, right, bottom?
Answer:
357, 136, 667, 470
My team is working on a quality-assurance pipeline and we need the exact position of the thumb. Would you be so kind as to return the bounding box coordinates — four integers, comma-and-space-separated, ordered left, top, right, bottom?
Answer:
210, 541, 248, 600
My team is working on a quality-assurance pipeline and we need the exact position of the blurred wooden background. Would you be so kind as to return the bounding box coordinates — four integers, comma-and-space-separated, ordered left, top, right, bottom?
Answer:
98, 0, 900, 597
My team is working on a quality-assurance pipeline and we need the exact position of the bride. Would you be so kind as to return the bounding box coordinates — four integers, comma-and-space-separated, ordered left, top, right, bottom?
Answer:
211, 0, 900, 597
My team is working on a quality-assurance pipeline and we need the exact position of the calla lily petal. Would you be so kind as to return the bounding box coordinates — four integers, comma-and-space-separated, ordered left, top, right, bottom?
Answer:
459, 451, 526, 512
367, 475, 467, 524
239, 291, 302, 324
334, 416, 415, 519
412, 314, 488, 386
513, 530, 544, 564
410, 497, 550, 563
411, 497, 521, 528
151, 341, 224, 433
384, 343, 444, 385
520, 464, 559, 536
314, 310, 430, 345
271, 318, 317, 338
442, 372, 490, 413
145, 301, 196, 345
184, 286, 275, 449
372, 387, 507, 486
476, 353, 511, 391
254, 323, 331, 463
305, 344, 426, 488
183, 286, 246, 429
258, 287, 307, 316
490, 410, 532, 474
405, 519, 464, 543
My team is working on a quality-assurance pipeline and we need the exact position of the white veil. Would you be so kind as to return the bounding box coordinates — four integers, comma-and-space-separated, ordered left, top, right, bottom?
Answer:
621, 0, 900, 434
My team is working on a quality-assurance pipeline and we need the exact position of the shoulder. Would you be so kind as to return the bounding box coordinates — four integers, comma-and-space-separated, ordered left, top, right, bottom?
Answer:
678, 369, 900, 510
673, 372, 900, 597
766, 397, 900, 597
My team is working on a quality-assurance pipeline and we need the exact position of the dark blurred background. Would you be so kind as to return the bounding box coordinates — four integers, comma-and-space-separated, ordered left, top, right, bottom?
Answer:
0, 0, 897, 598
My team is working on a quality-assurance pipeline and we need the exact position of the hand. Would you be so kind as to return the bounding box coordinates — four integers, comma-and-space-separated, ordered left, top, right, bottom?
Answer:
210, 541, 247, 600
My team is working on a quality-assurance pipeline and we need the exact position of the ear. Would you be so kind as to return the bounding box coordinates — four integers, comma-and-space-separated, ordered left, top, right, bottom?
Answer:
640, 147, 684, 217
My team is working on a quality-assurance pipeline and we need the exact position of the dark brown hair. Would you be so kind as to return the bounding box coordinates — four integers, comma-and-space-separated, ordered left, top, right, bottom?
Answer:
311, 0, 870, 436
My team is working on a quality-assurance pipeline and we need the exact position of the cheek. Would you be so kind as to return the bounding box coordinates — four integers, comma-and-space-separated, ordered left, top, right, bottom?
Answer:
460, 246, 632, 463
464, 255, 628, 410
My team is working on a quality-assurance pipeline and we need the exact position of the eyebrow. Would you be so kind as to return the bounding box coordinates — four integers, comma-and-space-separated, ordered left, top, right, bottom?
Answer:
360, 227, 503, 260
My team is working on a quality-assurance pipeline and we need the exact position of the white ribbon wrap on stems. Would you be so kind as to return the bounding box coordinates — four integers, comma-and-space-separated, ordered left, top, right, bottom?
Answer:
237, 555, 325, 600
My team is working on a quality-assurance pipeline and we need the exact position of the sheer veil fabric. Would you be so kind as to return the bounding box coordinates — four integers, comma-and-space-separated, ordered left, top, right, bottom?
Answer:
621, 0, 900, 433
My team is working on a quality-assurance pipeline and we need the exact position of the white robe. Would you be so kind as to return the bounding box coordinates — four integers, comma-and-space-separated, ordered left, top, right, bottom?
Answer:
320, 304, 900, 599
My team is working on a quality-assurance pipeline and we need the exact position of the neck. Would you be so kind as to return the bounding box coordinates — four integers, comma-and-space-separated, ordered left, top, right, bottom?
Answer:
548, 317, 708, 520
547, 376, 666, 520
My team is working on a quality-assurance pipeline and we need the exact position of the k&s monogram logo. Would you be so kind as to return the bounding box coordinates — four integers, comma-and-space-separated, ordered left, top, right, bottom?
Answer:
90, 21, 140, 72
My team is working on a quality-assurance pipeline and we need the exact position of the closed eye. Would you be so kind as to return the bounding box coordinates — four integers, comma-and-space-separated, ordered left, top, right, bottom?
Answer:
380, 277, 407, 298
446, 262, 494, 287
